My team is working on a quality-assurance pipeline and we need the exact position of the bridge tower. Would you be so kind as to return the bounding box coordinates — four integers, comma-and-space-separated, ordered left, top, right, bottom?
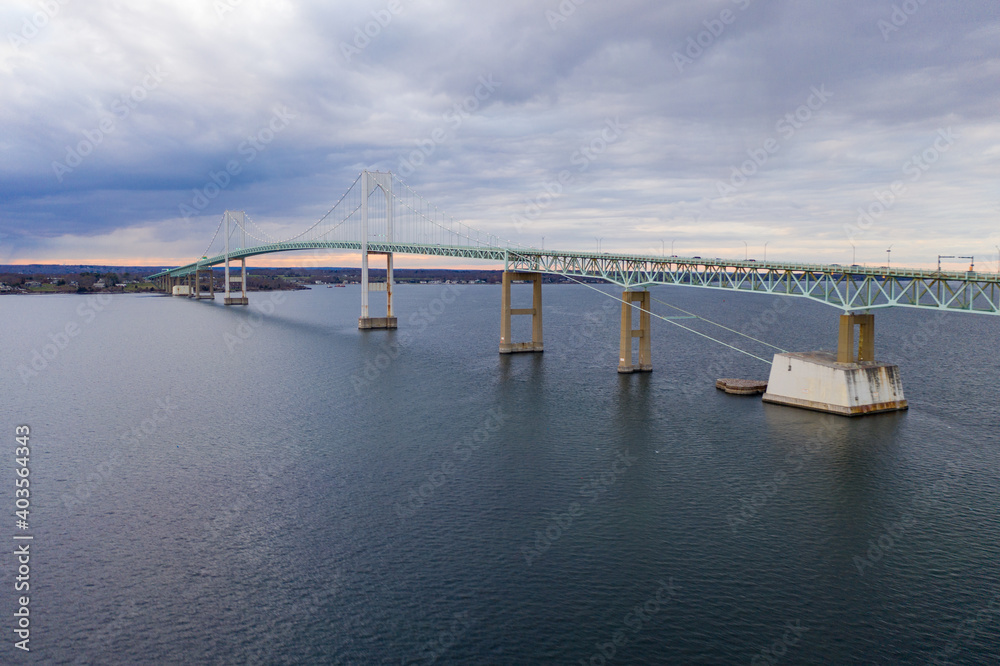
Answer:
358, 171, 397, 329
223, 211, 249, 306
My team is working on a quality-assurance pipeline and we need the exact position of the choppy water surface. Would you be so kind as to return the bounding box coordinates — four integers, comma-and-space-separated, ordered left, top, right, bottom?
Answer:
1, 284, 998, 664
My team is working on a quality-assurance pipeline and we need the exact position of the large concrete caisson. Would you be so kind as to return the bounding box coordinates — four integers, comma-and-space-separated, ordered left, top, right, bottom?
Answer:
762, 313, 908, 416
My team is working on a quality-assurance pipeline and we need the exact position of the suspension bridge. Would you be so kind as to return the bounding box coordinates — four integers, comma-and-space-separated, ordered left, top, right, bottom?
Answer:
149, 170, 1000, 416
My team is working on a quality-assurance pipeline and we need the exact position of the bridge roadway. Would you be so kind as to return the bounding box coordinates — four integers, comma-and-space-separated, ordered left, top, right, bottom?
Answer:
149, 241, 1000, 315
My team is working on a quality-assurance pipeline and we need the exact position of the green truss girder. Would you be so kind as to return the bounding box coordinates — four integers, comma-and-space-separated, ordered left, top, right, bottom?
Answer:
150, 245, 1000, 315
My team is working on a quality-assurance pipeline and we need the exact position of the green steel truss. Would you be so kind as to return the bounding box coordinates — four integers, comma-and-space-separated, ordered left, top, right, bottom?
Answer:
150, 244, 1000, 315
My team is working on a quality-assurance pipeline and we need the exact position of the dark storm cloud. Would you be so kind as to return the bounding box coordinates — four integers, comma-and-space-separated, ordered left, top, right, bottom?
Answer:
0, 0, 996, 264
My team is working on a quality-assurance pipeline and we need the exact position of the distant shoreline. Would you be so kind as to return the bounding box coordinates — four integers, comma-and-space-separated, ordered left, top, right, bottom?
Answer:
0, 266, 594, 296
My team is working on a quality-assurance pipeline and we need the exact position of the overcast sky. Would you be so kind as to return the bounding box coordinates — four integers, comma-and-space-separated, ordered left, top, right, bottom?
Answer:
1, 0, 997, 269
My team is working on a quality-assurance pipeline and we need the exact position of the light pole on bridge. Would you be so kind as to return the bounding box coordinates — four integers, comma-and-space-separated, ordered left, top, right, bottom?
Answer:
886, 244, 893, 271
742, 240, 748, 261
671, 239, 676, 256
596, 237, 603, 253
850, 242, 856, 266
764, 241, 769, 262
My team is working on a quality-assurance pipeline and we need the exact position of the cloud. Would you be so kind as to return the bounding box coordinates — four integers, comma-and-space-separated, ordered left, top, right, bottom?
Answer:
0, 0, 997, 267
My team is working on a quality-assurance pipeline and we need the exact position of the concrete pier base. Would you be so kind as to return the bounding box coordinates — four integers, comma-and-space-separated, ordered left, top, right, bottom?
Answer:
499, 271, 543, 353
358, 316, 398, 329
762, 313, 907, 416
225, 296, 249, 305
762, 352, 908, 416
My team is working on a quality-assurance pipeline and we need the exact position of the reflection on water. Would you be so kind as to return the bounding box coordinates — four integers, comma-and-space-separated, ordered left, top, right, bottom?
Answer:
0, 286, 997, 663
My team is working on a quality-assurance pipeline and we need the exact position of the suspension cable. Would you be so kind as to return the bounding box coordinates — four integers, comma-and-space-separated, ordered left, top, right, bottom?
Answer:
243, 213, 278, 245
391, 174, 528, 249
281, 172, 364, 243
648, 295, 787, 352
201, 213, 225, 258
312, 202, 362, 239
562, 276, 775, 365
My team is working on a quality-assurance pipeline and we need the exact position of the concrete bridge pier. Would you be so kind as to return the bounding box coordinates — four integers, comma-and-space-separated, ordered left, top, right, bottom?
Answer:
191, 267, 214, 300
224, 257, 248, 305
358, 251, 397, 329
763, 312, 908, 416
837, 312, 874, 362
499, 271, 543, 353
170, 275, 190, 296
618, 290, 652, 373
223, 211, 249, 305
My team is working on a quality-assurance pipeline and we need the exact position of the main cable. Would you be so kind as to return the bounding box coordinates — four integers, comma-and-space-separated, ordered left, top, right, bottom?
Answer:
648, 295, 786, 352
562, 276, 775, 365
201, 214, 225, 259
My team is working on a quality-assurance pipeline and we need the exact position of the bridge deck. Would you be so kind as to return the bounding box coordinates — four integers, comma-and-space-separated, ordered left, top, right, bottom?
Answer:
150, 242, 1000, 316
